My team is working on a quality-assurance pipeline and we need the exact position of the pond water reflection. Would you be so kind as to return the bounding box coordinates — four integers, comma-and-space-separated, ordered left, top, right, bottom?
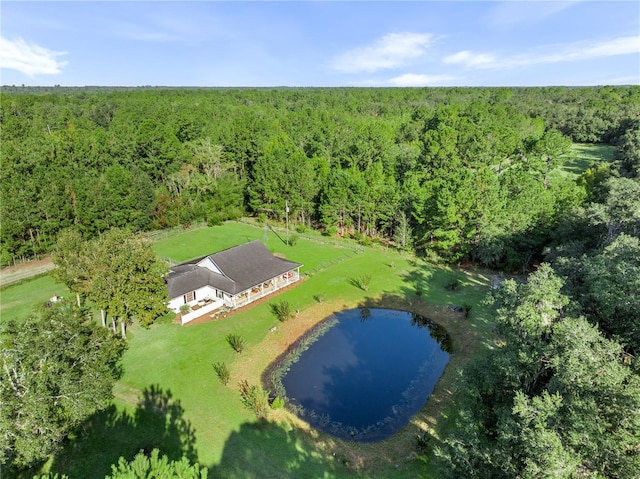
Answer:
280, 308, 450, 442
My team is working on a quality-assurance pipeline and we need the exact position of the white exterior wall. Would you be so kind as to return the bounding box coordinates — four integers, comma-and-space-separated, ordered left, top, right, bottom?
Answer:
168, 296, 185, 312
169, 266, 302, 324
196, 257, 222, 274
181, 298, 225, 324
168, 285, 219, 312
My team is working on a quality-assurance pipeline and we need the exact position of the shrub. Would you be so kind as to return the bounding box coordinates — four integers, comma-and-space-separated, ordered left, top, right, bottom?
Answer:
313, 294, 324, 303
270, 396, 285, 410
179, 304, 191, 314
323, 226, 337, 237
287, 233, 299, 246
207, 213, 224, 227
353, 232, 372, 246
463, 303, 472, 319
444, 277, 461, 291
212, 361, 231, 385
238, 379, 270, 419
351, 274, 372, 291
207, 207, 244, 226
416, 432, 431, 453
270, 300, 295, 322
0, 250, 12, 268
295, 224, 307, 233
226, 333, 245, 353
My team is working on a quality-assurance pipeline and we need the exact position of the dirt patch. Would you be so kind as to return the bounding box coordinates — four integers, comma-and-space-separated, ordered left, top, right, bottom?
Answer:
229, 295, 479, 474
112, 383, 143, 405
0, 258, 55, 287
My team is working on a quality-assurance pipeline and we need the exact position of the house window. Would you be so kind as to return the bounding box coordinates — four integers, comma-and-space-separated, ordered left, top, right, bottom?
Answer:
184, 291, 195, 303
216, 290, 224, 299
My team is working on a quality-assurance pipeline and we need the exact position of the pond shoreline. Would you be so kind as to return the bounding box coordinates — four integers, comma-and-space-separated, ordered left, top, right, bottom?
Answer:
264, 308, 451, 443
234, 294, 478, 473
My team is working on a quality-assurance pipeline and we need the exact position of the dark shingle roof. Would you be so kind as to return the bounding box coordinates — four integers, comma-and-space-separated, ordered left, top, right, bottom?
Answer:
166, 240, 301, 298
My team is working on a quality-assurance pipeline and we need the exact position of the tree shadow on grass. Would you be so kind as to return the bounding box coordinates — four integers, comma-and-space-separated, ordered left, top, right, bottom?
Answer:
211, 419, 342, 479
49, 384, 197, 479
385, 259, 496, 353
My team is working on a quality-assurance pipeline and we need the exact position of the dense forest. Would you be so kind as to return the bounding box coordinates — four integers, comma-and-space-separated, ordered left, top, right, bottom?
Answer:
1, 86, 639, 477
2, 86, 639, 271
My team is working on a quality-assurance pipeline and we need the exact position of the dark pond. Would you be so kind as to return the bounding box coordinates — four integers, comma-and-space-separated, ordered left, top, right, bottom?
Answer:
280, 308, 450, 442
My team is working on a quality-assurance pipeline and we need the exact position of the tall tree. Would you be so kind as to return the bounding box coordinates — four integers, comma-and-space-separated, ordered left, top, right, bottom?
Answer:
248, 132, 322, 224
0, 302, 126, 470
435, 265, 640, 478
51, 229, 92, 307
571, 233, 640, 353
615, 119, 640, 177
88, 229, 168, 338
586, 176, 640, 245
525, 128, 572, 189
189, 137, 230, 180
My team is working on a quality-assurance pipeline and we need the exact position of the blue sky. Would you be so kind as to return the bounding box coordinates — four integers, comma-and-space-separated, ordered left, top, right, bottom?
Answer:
1, 1, 639, 87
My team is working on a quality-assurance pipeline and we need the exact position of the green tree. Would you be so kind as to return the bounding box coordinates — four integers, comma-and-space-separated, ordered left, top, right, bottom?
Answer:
586, 177, 640, 245
106, 449, 207, 479
548, 317, 640, 477
435, 265, 640, 478
393, 210, 413, 250
189, 137, 229, 180
615, 118, 640, 177
248, 132, 322, 225
51, 229, 92, 308
526, 129, 572, 188
204, 174, 246, 226
319, 169, 357, 235
0, 302, 126, 470
88, 229, 168, 338
577, 233, 640, 351
134, 119, 183, 182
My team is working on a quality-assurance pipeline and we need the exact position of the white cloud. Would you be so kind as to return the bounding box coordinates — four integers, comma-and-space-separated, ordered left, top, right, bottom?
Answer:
0, 36, 67, 76
484, 1, 581, 29
331, 32, 434, 73
562, 35, 640, 61
443, 50, 496, 67
387, 73, 455, 87
444, 35, 640, 70
122, 31, 178, 43
594, 75, 640, 86
110, 8, 229, 45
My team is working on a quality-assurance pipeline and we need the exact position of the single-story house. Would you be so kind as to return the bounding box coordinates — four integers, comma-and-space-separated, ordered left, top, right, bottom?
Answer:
166, 240, 302, 324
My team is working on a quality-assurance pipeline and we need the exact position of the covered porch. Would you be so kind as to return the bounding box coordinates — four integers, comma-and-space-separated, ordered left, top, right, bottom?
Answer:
232, 268, 301, 309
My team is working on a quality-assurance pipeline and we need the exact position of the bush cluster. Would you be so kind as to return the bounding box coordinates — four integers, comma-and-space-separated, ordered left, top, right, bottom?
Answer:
238, 379, 270, 419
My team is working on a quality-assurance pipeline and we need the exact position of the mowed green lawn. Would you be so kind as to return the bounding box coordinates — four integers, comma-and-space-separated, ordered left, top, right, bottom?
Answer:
153, 220, 357, 274
561, 142, 616, 177
0, 274, 70, 323
5, 221, 493, 479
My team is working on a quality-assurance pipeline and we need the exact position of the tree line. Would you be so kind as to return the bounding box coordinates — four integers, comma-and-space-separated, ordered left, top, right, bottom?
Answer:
1, 85, 638, 478
434, 156, 640, 477
2, 86, 639, 270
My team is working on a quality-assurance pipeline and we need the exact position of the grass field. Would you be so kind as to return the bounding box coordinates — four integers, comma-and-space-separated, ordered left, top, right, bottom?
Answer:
4, 221, 495, 478
561, 142, 616, 177
0, 273, 70, 323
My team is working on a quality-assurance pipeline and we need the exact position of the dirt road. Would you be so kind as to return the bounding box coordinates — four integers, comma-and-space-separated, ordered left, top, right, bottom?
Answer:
0, 258, 56, 288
